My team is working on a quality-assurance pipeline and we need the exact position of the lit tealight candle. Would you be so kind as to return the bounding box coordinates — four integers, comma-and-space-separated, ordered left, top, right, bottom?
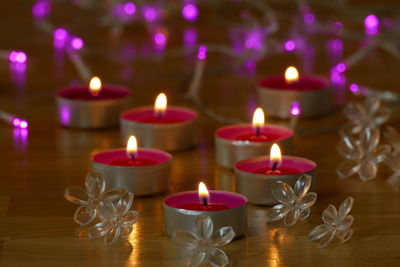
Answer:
56, 76, 131, 128
285, 66, 299, 84
234, 144, 316, 205
89, 76, 102, 97
154, 92, 167, 119
91, 135, 172, 196
257, 66, 332, 118
215, 107, 293, 169
120, 93, 198, 151
163, 181, 248, 238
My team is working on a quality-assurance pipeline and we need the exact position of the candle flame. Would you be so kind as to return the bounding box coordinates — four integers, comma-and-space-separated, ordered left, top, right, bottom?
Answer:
285, 66, 299, 84
89, 76, 102, 96
270, 143, 282, 168
154, 93, 167, 118
198, 182, 209, 205
126, 135, 138, 160
252, 107, 265, 128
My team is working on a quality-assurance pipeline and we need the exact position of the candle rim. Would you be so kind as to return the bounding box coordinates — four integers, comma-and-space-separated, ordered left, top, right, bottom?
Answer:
234, 155, 316, 176
216, 123, 294, 142
164, 190, 247, 210
120, 105, 198, 124
57, 84, 131, 101
92, 148, 172, 167
258, 75, 329, 91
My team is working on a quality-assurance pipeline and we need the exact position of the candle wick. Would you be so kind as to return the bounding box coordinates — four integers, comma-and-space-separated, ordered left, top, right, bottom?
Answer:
255, 126, 261, 136
272, 161, 278, 171
129, 153, 136, 161
156, 111, 163, 120
203, 197, 208, 207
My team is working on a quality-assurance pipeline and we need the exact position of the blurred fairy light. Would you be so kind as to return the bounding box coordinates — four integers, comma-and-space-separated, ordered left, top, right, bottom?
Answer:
9, 51, 27, 63
142, 6, 159, 22
71, 37, 84, 50
303, 13, 315, 25
364, 14, 379, 35
290, 102, 301, 117
284, 40, 296, 51
32, 0, 51, 18
197, 44, 207, 60
182, 4, 199, 22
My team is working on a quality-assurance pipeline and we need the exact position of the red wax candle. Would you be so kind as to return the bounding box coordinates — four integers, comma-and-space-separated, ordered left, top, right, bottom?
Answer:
216, 124, 293, 143
56, 81, 131, 128
257, 67, 332, 118
163, 190, 248, 238
91, 147, 172, 196
177, 202, 230, 211
258, 75, 328, 91
120, 105, 198, 151
235, 156, 316, 176
121, 106, 197, 124
164, 190, 246, 212
92, 149, 169, 167
234, 155, 317, 205
58, 86, 131, 101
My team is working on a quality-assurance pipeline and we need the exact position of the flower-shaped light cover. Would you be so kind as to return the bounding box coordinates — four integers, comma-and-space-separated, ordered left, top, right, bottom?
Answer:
337, 127, 390, 181
309, 196, 354, 248
88, 191, 139, 245
340, 95, 390, 136
266, 174, 317, 227
64, 172, 123, 225
172, 214, 235, 267
383, 126, 400, 188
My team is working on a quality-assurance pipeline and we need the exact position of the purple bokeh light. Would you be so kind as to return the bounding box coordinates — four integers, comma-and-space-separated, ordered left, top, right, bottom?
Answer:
153, 32, 167, 50
32, 0, 51, 18
12, 118, 21, 127
71, 37, 83, 50
53, 28, 69, 41
284, 40, 296, 51
20, 120, 29, 129
290, 101, 301, 117
330, 67, 346, 86
244, 31, 263, 51
182, 4, 199, 22
9, 51, 28, 63
142, 6, 159, 22
184, 28, 197, 47
123, 2, 136, 16
333, 21, 344, 29
336, 62, 346, 73
327, 38, 343, 53
304, 13, 315, 25
197, 45, 207, 60
349, 84, 360, 94
365, 14, 379, 35
12, 118, 28, 128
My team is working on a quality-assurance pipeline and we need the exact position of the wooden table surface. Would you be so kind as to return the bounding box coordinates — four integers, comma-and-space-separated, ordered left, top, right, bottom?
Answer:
1, 1, 400, 266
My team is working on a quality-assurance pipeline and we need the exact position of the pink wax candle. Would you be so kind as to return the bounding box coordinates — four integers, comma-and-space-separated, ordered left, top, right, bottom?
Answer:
120, 93, 198, 151
215, 107, 293, 169
234, 143, 316, 205
163, 182, 247, 238
56, 76, 131, 128
257, 66, 332, 118
91, 135, 172, 196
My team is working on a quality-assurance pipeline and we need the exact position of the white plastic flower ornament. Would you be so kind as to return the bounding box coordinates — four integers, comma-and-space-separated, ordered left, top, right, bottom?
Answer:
309, 196, 354, 248
64, 172, 123, 225
337, 127, 390, 181
88, 191, 139, 245
340, 95, 390, 136
266, 174, 317, 227
172, 214, 235, 267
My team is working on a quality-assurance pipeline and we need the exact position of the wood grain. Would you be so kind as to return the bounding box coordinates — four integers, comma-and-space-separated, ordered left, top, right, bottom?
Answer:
1, 1, 400, 266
